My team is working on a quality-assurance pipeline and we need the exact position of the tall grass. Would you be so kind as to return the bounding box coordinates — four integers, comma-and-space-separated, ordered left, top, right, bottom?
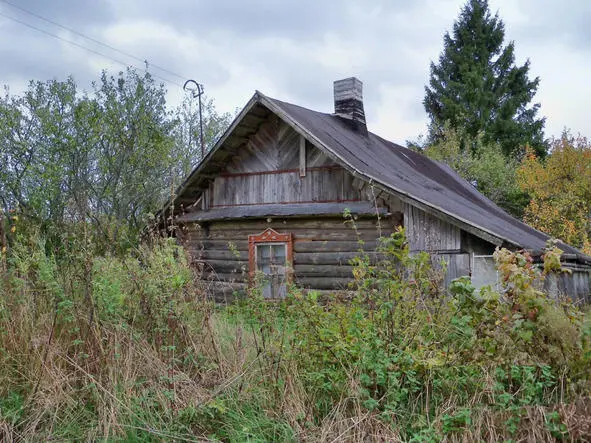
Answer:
0, 229, 589, 441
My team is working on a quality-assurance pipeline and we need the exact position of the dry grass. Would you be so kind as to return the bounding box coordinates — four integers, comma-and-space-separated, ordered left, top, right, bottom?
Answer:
0, 238, 589, 441
1, 299, 590, 442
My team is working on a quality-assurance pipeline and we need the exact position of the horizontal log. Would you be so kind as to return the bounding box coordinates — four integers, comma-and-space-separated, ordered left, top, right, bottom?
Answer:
196, 259, 248, 273
180, 244, 206, 255
200, 262, 357, 278
295, 277, 353, 290
184, 239, 383, 258
294, 240, 379, 253
294, 264, 354, 278
199, 271, 247, 283
181, 228, 393, 245
294, 251, 375, 265
205, 225, 385, 235
202, 240, 249, 251
206, 229, 386, 242
197, 249, 249, 261
196, 252, 378, 267
191, 241, 379, 255
177, 239, 206, 249
199, 281, 246, 291
176, 232, 205, 242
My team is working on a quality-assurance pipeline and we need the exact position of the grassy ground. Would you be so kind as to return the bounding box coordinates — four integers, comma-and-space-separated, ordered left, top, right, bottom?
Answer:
0, 232, 590, 441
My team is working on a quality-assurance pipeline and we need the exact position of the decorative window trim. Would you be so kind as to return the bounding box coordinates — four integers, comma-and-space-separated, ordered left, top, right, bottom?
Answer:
248, 228, 293, 282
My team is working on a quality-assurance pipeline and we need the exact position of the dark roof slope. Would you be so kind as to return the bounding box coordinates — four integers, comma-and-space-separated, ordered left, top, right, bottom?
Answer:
262, 94, 589, 263
162, 91, 589, 265
177, 202, 386, 222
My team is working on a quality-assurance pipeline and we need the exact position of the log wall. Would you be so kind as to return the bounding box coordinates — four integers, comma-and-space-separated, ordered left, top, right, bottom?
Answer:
178, 217, 393, 302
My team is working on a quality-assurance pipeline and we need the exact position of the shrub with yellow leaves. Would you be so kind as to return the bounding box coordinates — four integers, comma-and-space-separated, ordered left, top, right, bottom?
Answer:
517, 132, 591, 254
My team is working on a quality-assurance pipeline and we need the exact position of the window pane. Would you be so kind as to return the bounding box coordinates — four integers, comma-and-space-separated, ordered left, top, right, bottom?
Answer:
271, 244, 286, 264
258, 245, 271, 260
253, 242, 289, 299
257, 245, 271, 269
261, 280, 272, 298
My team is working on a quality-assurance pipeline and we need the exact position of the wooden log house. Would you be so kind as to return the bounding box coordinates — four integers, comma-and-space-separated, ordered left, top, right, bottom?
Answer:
157, 78, 591, 302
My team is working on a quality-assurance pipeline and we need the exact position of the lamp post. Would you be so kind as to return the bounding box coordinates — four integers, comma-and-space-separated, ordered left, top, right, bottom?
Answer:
183, 80, 205, 160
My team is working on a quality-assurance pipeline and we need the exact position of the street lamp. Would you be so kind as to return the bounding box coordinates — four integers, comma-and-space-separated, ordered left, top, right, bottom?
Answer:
183, 80, 205, 160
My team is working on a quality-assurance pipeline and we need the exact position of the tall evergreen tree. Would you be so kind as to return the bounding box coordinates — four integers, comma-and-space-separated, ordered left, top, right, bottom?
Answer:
424, 0, 546, 157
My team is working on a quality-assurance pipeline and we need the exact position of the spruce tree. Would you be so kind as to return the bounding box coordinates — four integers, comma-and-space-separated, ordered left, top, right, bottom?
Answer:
424, 0, 546, 157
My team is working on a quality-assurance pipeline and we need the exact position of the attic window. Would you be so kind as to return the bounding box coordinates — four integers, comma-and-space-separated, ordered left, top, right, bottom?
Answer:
248, 228, 293, 299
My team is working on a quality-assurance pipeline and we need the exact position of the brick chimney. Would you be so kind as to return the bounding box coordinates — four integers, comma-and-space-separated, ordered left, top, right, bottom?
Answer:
333, 77, 366, 132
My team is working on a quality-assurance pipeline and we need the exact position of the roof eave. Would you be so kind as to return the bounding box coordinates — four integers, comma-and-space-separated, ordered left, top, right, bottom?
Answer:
155, 92, 263, 223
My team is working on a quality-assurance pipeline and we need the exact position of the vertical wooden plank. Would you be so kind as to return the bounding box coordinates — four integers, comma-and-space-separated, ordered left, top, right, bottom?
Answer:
201, 189, 208, 210
207, 181, 213, 208
411, 204, 417, 250
299, 135, 306, 177
417, 207, 424, 250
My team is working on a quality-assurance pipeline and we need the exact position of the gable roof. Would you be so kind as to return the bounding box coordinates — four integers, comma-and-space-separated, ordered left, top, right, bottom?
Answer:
161, 91, 591, 265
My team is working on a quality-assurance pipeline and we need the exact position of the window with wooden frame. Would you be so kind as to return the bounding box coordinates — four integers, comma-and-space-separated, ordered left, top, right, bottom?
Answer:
248, 228, 293, 299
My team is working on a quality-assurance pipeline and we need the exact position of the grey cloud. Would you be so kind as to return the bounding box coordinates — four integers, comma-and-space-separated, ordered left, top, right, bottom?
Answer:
113, 0, 428, 41
0, 21, 97, 87
1, 0, 588, 144
507, 0, 591, 51
0, 0, 117, 89
12, 0, 114, 27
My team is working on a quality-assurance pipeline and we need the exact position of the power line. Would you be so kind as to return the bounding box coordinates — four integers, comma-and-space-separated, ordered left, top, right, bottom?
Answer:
0, 0, 188, 83
0, 10, 184, 88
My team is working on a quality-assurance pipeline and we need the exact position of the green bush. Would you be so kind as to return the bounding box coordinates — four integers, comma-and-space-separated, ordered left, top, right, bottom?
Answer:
0, 227, 588, 441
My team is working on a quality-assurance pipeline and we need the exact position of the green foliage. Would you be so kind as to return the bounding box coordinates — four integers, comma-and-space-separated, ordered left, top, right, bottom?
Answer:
171, 94, 233, 176
0, 69, 230, 254
0, 391, 25, 426
424, 0, 546, 157
279, 229, 589, 439
0, 228, 589, 441
545, 411, 569, 440
441, 408, 471, 434
180, 396, 297, 442
517, 132, 591, 253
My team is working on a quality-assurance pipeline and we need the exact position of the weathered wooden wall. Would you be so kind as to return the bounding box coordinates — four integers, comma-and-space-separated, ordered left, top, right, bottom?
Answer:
402, 202, 470, 285
544, 268, 591, 304
225, 117, 335, 173
404, 203, 461, 252
178, 217, 393, 302
175, 106, 591, 302
213, 167, 361, 207
431, 253, 471, 288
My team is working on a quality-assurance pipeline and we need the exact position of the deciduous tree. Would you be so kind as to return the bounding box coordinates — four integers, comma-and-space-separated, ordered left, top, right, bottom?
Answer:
0, 69, 230, 252
517, 132, 591, 253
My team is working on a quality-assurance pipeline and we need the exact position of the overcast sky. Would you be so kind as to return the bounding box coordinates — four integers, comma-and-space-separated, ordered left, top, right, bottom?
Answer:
0, 0, 588, 145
